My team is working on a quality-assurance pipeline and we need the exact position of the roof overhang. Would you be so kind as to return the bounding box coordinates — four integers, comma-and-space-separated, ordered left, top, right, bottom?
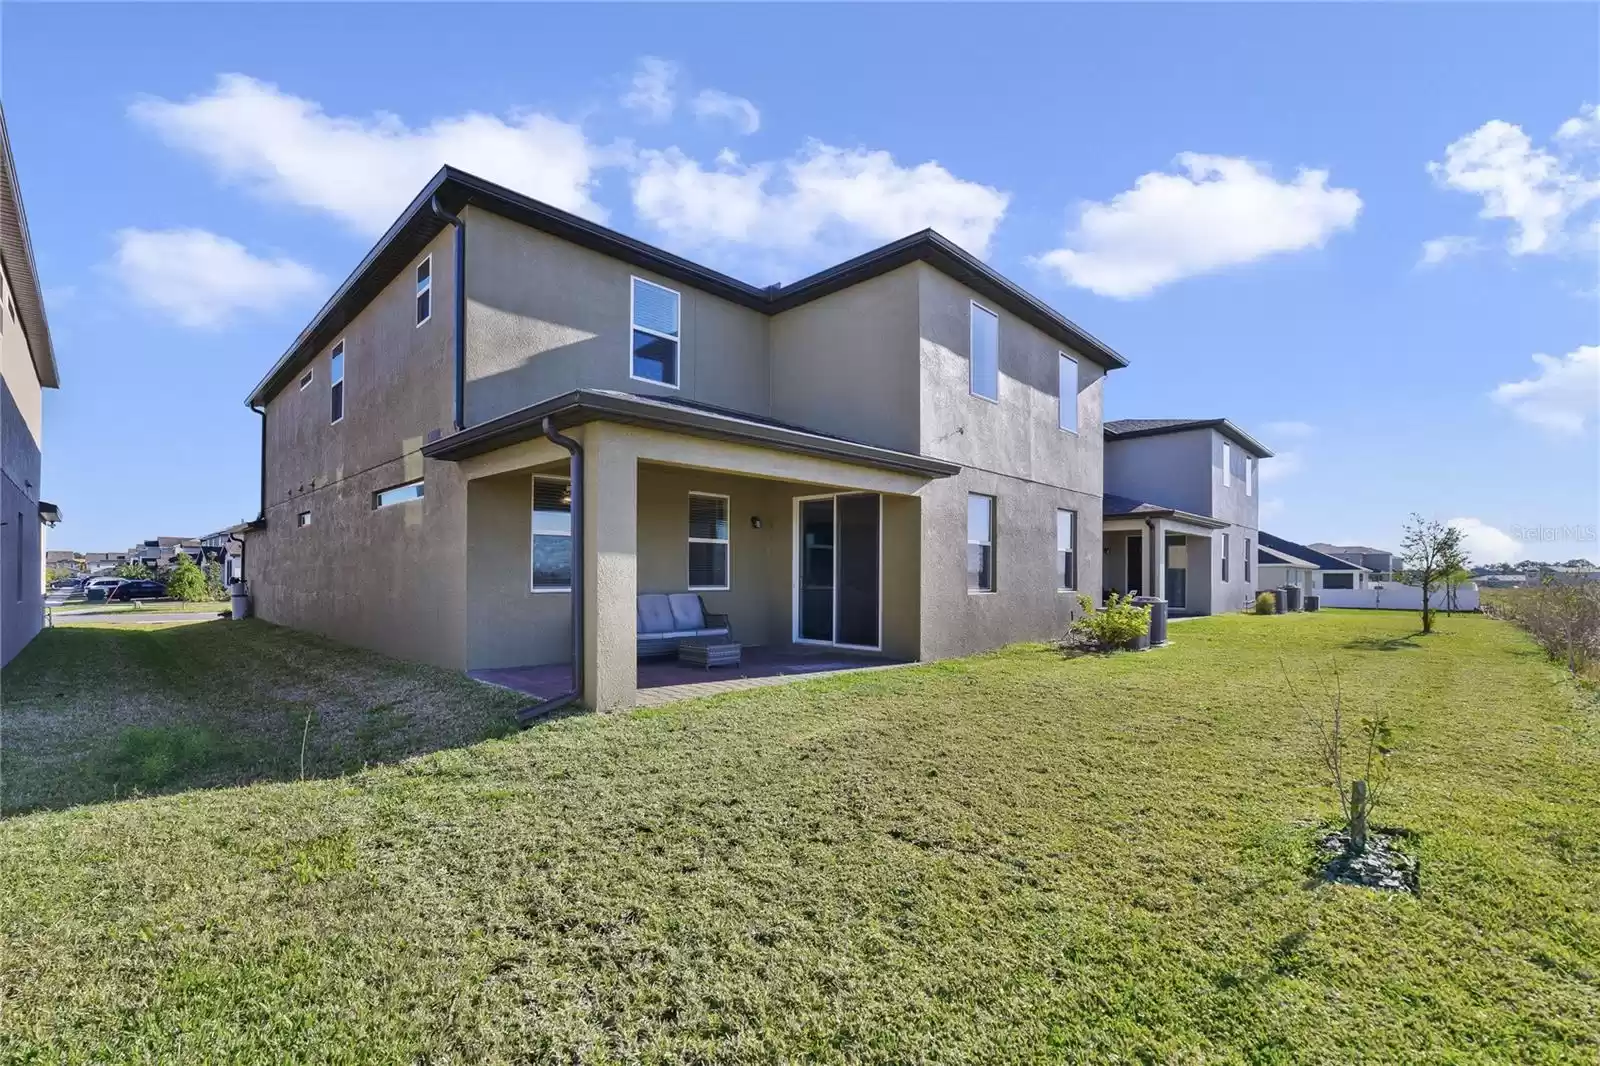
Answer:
1103, 503, 1228, 530
1104, 419, 1273, 458
0, 105, 58, 389
1260, 542, 1317, 568
247, 166, 1128, 408
421, 389, 962, 480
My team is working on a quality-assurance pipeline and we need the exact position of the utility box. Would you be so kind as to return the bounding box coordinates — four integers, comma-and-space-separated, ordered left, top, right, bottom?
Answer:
1286, 586, 1303, 612
1305, 594, 1321, 612
1273, 587, 1288, 614
1132, 596, 1168, 646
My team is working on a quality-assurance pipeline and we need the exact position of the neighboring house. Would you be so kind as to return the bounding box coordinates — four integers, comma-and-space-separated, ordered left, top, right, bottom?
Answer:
1256, 531, 1372, 594
45, 548, 82, 572
244, 166, 1127, 710
82, 551, 129, 574
0, 105, 61, 666
201, 523, 251, 584
1308, 542, 1394, 579
1101, 418, 1270, 615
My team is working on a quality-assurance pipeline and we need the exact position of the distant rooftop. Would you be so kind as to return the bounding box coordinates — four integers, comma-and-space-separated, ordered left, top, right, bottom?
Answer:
1103, 418, 1273, 458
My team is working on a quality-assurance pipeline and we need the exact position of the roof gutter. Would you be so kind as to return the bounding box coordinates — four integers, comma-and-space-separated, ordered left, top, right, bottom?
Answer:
516, 417, 584, 727
429, 195, 467, 433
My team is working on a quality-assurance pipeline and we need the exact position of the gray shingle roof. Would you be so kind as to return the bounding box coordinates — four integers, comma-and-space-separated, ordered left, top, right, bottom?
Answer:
1104, 418, 1273, 458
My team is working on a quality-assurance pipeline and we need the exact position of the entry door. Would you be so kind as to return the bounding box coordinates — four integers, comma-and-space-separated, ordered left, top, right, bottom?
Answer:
1165, 533, 1187, 609
1126, 534, 1143, 595
795, 493, 881, 649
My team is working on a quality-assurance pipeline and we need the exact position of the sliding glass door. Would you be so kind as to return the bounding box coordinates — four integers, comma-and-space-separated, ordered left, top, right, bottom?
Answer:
794, 493, 881, 649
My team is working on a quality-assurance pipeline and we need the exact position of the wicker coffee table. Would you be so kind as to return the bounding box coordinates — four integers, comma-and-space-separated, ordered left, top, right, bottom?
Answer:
677, 637, 742, 669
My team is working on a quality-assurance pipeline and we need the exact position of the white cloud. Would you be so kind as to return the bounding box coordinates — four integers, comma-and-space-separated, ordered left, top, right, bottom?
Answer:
1556, 103, 1600, 145
621, 57, 678, 123
1263, 420, 1315, 439
631, 140, 1010, 264
1033, 153, 1361, 298
111, 228, 324, 329
130, 74, 606, 234
1428, 108, 1600, 257
1258, 450, 1303, 484
1417, 235, 1483, 267
691, 89, 760, 135
1490, 344, 1600, 433
1447, 517, 1523, 566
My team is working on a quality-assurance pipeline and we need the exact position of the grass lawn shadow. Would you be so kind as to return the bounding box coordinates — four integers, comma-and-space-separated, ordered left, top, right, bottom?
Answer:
0, 621, 526, 815
1342, 633, 1426, 652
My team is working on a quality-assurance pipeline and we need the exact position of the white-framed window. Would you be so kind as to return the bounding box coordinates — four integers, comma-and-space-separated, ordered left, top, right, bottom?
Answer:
299, 369, 313, 390
1222, 441, 1232, 487
415, 256, 432, 326
531, 476, 572, 592
374, 480, 424, 509
967, 493, 996, 592
1246, 457, 1256, 497
1058, 352, 1078, 433
1221, 532, 1231, 582
1056, 508, 1077, 590
297, 511, 312, 527
630, 276, 680, 387
687, 492, 730, 591
330, 341, 345, 424
1245, 537, 1252, 582
970, 302, 999, 402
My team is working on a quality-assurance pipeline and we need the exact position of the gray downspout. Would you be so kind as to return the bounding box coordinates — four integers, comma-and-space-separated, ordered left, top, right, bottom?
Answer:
429, 196, 467, 432
516, 416, 584, 726
252, 404, 266, 522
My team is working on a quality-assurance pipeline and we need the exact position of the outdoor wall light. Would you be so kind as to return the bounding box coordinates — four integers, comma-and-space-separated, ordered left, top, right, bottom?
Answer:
750, 516, 763, 530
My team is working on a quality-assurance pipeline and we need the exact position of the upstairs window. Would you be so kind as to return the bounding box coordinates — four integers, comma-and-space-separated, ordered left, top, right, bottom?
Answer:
1056, 509, 1077, 590
415, 256, 432, 326
1058, 352, 1078, 432
1230, 445, 1248, 487
330, 341, 345, 424
967, 493, 996, 591
687, 492, 730, 591
970, 302, 999, 401
297, 511, 312, 527
1221, 442, 1232, 487
631, 277, 680, 386
1246, 457, 1256, 497
374, 480, 424, 509
531, 477, 573, 592
299, 369, 313, 390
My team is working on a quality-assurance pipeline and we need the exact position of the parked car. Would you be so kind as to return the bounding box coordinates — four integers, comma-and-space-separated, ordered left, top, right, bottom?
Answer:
108, 580, 167, 601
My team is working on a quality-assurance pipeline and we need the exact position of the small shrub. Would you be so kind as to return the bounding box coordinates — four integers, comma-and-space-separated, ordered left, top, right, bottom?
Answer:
94, 725, 228, 793
115, 562, 154, 580
165, 556, 209, 602
1070, 593, 1151, 651
1255, 592, 1276, 615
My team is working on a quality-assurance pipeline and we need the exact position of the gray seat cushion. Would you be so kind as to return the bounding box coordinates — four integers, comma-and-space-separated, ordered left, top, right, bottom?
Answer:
637, 594, 676, 635
668, 593, 706, 631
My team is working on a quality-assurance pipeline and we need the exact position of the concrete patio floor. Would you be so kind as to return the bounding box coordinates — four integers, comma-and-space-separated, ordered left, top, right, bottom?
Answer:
471, 646, 912, 708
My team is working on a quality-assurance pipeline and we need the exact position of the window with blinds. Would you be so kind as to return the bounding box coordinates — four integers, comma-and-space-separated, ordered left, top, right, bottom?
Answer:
968, 494, 996, 591
1056, 508, 1077, 590
531, 477, 572, 592
631, 277, 680, 386
688, 492, 730, 590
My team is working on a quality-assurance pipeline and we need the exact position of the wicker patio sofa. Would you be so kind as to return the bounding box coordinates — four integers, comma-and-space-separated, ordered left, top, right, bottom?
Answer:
636, 593, 731, 657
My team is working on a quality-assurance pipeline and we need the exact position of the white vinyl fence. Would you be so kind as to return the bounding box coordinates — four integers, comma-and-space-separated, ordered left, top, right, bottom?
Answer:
1317, 583, 1479, 611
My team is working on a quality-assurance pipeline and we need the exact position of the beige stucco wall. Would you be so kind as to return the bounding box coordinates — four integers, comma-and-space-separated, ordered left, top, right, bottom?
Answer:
768, 265, 921, 454
462, 209, 771, 425
249, 226, 466, 668
1, 259, 45, 665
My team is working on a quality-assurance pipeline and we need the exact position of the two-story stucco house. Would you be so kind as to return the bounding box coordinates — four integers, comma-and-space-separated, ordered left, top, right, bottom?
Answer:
1, 105, 61, 666
243, 167, 1126, 710
1101, 418, 1271, 616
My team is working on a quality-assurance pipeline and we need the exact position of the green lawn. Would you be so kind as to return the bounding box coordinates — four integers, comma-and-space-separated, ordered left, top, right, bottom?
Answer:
48, 599, 231, 615
2, 612, 1596, 1062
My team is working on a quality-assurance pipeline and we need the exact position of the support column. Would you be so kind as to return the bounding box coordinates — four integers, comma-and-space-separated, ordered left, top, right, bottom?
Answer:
1150, 519, 1166, 601
581, 424, 638, 711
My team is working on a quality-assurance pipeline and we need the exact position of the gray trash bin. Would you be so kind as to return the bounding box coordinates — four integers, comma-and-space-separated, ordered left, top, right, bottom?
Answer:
229, 580, 251, 620
1132, 596, 1168, 646
1286, 586, 1303, 612
1272, 587, 1288, 614
1305, 594, 1321, 612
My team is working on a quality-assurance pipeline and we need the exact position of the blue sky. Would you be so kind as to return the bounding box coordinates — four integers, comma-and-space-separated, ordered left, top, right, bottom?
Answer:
8, 3, 1598, 563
